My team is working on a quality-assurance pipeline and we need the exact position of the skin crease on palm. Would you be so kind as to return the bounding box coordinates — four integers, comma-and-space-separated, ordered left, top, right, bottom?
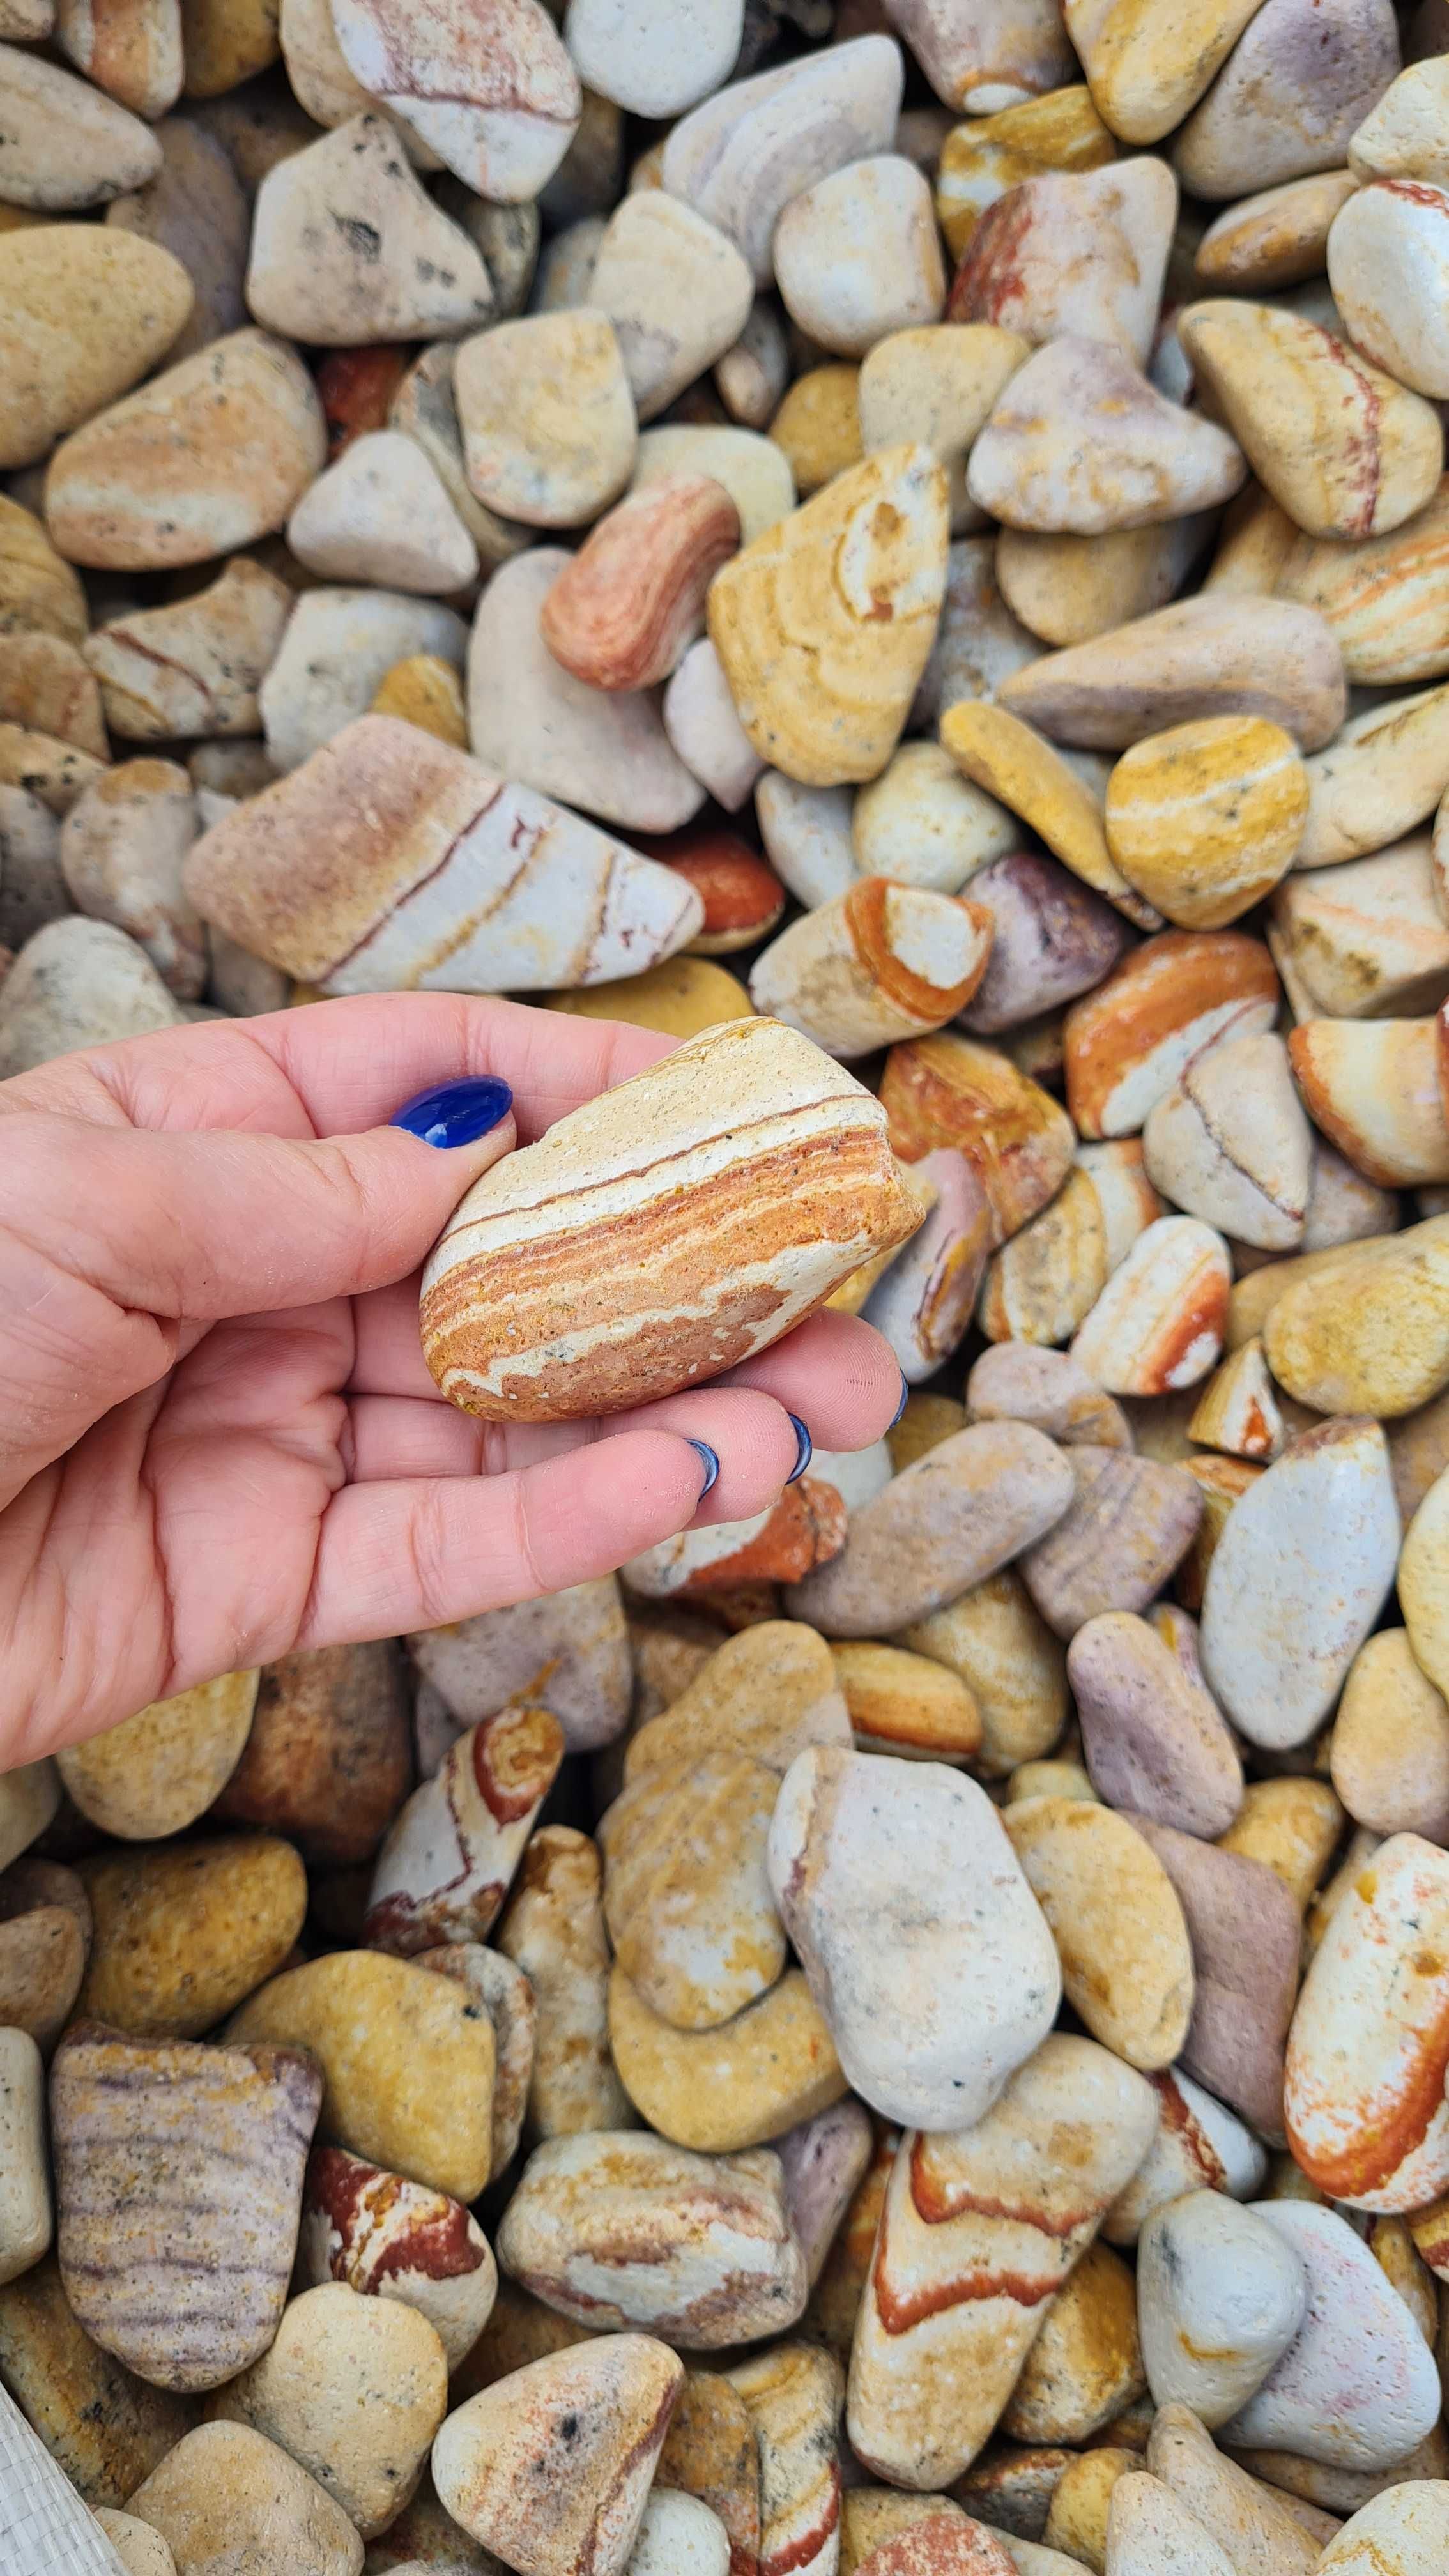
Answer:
0, 989, 902, 1773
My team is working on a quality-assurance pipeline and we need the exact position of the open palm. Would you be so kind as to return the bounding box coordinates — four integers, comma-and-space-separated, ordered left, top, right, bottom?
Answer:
0, 992, 901, 1770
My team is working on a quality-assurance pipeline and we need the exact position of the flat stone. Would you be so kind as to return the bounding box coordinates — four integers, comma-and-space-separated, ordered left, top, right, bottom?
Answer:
1200, 1418, 1402, 1749
860, 1147, 993, 1381
1142, 1033, 1313, 1251
246, 114, 493, 343
1128, 1821, 1302, 2136
0, 227, 192, 473
1275, 825, 1449, 1026
1069, 1609, 1241, 1836
460, 308, 638, 527
0, 49, 161, 209
846, 2035, 1155, 2488
1062, 0, 1264, 144
84, 558, 293, 742
298, 2141, 496, 2369
1303, 691, 1449, 870
998, 594, 1346, 751
434, 2334, 681, 2576
496, 2135, 808, 2345
208, 2281, 448, 2538
495, 1825, 634, 2138
1193, 171, 1361, 293
52, 2028, 323, 2391
946, 157, 1175, 365
1188, 1337, 1284, 1462
213, 1640, 411, 1866
127, 2424, 363, 2576
769, 1747, 1059, 2129
608, 1964, 846, 2154
1105, 713, 1309, 928
0, 2027, 50, 2289
967, 337, 1245, 535
56, 1671, 258, 1841
226, 1950, 497, 2202
288, 430, 478, 591
469, 548, 704, 834
330, 0, 580, 200
709, 443, 948, 790
43, 326, 325, 572
420, 1015, 916, 1420
1138, 2195, 1308, 2429
660, 36, 905, 285
1175, 0, 1400, 199
1222, 2202, 1443, 2469
75, 1834, 305, 2041
586, 194, 753, 423
105, 116, 250, 364
1180, 299, 1443, 541
1064, 926, 1280, 1137
785, 1422, 1073, 1637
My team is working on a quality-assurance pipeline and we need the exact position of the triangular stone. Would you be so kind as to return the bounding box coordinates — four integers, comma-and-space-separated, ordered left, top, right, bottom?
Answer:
246, 114, 493, 345
432, 2333, 682, 2576
1146, 2404, 1323, 2576
1179, 299, 1443, 541
288, 430, 479, 591
331, 0, 581, 200
997, 594, 1346, 751
1105, 2471, 1236, 2576
947, 157, 1176, 365
967, 338, 1246, 534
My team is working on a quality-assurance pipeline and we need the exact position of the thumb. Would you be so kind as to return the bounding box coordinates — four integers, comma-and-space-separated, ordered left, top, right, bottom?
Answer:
2, 1103, 518, 1328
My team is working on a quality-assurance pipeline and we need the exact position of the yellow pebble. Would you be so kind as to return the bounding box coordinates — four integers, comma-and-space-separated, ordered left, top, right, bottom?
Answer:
832, 1641, 981, 1763
369, 653, 469, 747
769, 365, 862, 494
546, 956, 753, 1039
1104, 714, 1308, 928
935, 86, 1116, 260
1216, 1776, 1346, 1912
1008, 1758, 1096, 1804
888, 1392, 965, 1473
1043, 2447, 1138, 2574
942, 699, 1154, 926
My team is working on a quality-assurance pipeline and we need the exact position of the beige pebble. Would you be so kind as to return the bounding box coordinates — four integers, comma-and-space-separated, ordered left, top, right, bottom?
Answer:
206, 2281, 447, 2537
288, 431, 479, 592
1275, 837, 1449, 1022
633, 422, 795, 549
0, 47, 161, 210
388, 339, 532, 571
1274, 474, 1449, 686
0, 913, 187, 1078
43, 326, 325, 572
329, 0, 579, 202
1263, 1215, 1449, 1416
1401, 1464, 1449, 1705
977, 1144, 1162, 1347
1173, 0, 1399, 201
1332, 1629, 1449, 1839
0, 227, 192, 473
0, 492, 88, 644
1143, 1033, 1312, 1252
93, 2512, 177, 2576
967, 337, 1245, 537
1020, 1443, 1204, 1638
585, 194, 752, 424
56, 1670, 257, 1841
85, 558, 293, 744
599, 1745, 785, 2032
1062, 0, 1266, 145
75, 1833, 305, 2041
624, 1619, 849, 1784
0, 1855, 89, 2051
246, 114, 493, 345
947, 155, 1174, 365
999, 592, 1346, 752
1194, 171, 1361, 293
1070, 1216, 1231, 1395
1188, 1337, 1284, 1461
1005, 1796, 1194, 2067
1146, 2404, 1321, 2574
1290, 1015, 1449, 1188
1330, 178, 1449, 402
774, 157, 946, 360
0, 631, 106, 757
435, 2332, 680, 2576
1300, 685, 1449, 870
996, 518, 1211, 650
852, 739, 1016, 893
858, 325, 1028, 533
0, 2027, 50, 2289
899, 1568, 1068, 1776
709, 443, 949, 789
459, 311, 636, 527
933, 84, 1116, 260
59, 759, 204, 999
128, 2424, 362, 2576
106, 116, 252, 364
496, 1825, 632, 2138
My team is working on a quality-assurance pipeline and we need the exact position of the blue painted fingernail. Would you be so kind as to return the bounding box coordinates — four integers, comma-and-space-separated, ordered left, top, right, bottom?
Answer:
889, 1372, 910, 1429
686, 1439, 720, 1496
390, 1075, 513, 1147
785, 1414, 813, 1483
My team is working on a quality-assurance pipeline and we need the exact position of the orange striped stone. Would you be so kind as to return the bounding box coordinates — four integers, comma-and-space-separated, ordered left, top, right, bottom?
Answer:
1062, 929, 1280, 1138
881, 1029, 1076, 1245
540, 476, 741, 692
751, 880, 994, 1058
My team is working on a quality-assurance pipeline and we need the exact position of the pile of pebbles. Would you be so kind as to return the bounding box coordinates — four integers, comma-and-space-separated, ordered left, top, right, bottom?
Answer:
7, 0, 1449, 2572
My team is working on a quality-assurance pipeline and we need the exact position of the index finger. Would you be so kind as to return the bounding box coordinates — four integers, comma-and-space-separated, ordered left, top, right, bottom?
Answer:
7, 992, 675, 1145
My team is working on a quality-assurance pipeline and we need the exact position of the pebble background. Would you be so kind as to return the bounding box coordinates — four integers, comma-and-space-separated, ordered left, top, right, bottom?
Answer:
6, 2, 1449, 2575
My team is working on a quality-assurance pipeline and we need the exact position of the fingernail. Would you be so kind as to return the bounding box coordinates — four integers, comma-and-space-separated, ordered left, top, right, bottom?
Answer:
390, 1075, 514, 1148
686, 1439, 720, 1497
785, 1414, 813, 1483
889, 1372, 910, 1430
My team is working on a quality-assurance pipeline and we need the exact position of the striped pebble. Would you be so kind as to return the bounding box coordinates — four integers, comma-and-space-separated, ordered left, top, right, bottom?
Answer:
1104, 715, 1308, 928
749, 880, 994, 1057
540, 479, 741, 693
726, 2345, 843, 2576
183, 715, 703, 994
298, 2143, 497, 2367
420, 1016, 920, 1422
1063, 929, 1280, 1139
362, 1705, 563, 1958
1070, 1215, 1231, 1396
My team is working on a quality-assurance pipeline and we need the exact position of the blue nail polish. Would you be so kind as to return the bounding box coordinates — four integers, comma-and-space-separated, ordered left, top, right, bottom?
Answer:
889, 1372, 910, 1429
391, 1075, 513, 1148
785, 1414, 813, 1483
686, 1439, 720, 1496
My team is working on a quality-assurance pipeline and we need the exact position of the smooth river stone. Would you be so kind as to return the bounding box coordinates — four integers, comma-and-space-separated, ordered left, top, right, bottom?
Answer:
105, 114, 250, 364
1142, 1034, 1313, 1252
0, 1858, 89, 2051
84, 558, 292, 744
43, 326, 325, 572
0, 48, 161, 209
51, 2028, 322, 2392
1175, 0, 1400, 201
709, 443, 949, 789
660, 36, 905, 286
496, 1825, 634, 2138
434, 2334, 681, 2576
185, 714, 702, 992
0, 917, 186, 1080
75, 1836, 306, 2040
411, 1577, 631, 1756
127, 2424, 363, 2576
767, 1745, 1060, 2129
246, 114, 494, 345
587, 194, 755, 425
946, 156, 1174, 366
1004, 1797, 1194, 2070
1137, 2193, 1308, 2428
331, 0, 580, 201
998, 594, 1347, 752
419, 1015, 917, 1422
0, 227, 194, 473
468, 549, 705, 836
845, 2037, 1156, 2491
1285, 1830, 1449, 2213
56, 1671, 259, 1841
0, 2028, 50, 2290
623, 1619, 850, 1784
287, 430, 479, 592
1315, 2485, 1449, 2576
1068, 1609, 1241, 1837
1130, 1821, 1301, 2138
784, 1422, 1074, 1637
496, 2133, 808, 2345
749, 880, 993, 1059
1063, 927, 1280, 1138
881, 1026, 1081, 1240
212, 1641, 411, 1867
1062, 0, 1266, 144
599, 1747, 786, 2032
1200, 1416, 1400, 1750
299, 2142, 496, 2369
363, 1705, 563, 1956
226, 1951, 497, 2204
966, 339, 1245, 535
261, 590, 468, 776
1222, 2202, 1443, 2469
539, 476, 740, 692
455, 312, 636, 527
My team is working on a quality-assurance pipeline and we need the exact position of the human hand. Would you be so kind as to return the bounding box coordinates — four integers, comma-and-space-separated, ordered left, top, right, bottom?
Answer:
0, 993, 903, 1770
